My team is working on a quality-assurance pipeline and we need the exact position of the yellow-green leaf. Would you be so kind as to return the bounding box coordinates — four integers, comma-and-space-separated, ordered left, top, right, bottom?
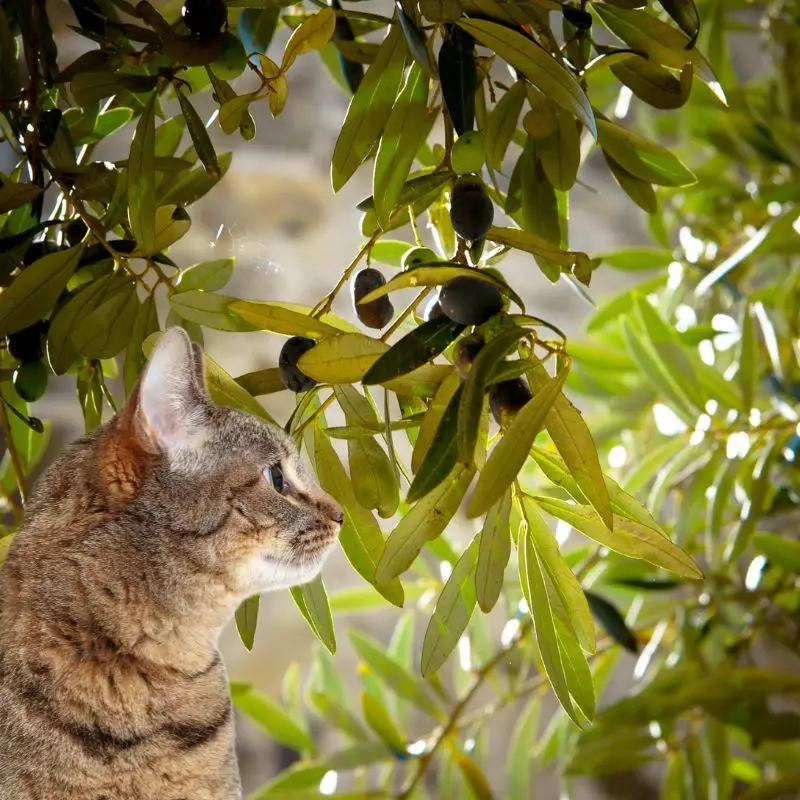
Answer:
229, 299, 341, 339
290, 575, 336, 654
230, 682, 313, 752
535, 497, 702, 579
150, 204, 191, 253
176, 258, 234, 293
475, 489, 512, 613
127, 92, 157, 255
360, 691, 405, 752
467, 366, 567, 518
281, 7, 336, 72
170, 292, 259, 333
604, 152, 657, 214
412, 369, 461, 472
486, 80, 525, 171
0, 182, 43, 214
488, 225, 589, 272
528, 359, 613, 529
538, 110, 580, 191
298, 333, 388, 383
73, 281, 139, 359
235, 594, 260, 651
457, 18, 596, 138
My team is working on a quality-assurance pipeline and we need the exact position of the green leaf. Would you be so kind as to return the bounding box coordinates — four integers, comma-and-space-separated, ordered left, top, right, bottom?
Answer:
168, 291, 257, 333
528, 360, 614, 529
539, 111, 580, 191
290, 575, 336, 654
594, 4, 723, 102
458, 328, 528, 464
77, 362, 103, 432
358, 264, 524, 311
70, 71, 159, 107
457, 19, 596, 138
584, 591, 637, 653
298, 333, 386, 383
203, 353, 278, 424
349, 630, 443, 715
228, 299, 340, 338
487, 226, 589, 273
475, 489, 511, 613
357, 170, 453, 213
395, 4, 436, 79
522, 498, 595, 653
127, 92, 157, 255
235, 368, 285, 397
235, 594, 260, 651
406, 386, 461, 503
331, 27, 407, 191
47, 276, 113, 374
467, 366, 567, 518
610, 57, 693, 110
176, 258, 234, 293
604, 152, 657, 214
738, 304, 757, 413
0, 244, 85, 338
175, 87, 220, 177
438, 28, 476, 135
369, 239, 413, 266
486, 80, 525, 171
529, 446, 665, 534
535, 497, 702, 579
599, 248, 674, 271
507, 697, 541, 799
73, 281, 139, 359
420, 536, 478, 677
313, 424, 404, 605
753, 533, 800, 573
360, 691, 405, 752
376, 465, 474, 581
0, 8, 20, 102
373, 61, 435, 227
0, 182, 43, 214
412, 370, 461, 472
597, 119, 696, 187
518, 522, 588, 726
230, 682, 314, 752
363, 316, 464, 385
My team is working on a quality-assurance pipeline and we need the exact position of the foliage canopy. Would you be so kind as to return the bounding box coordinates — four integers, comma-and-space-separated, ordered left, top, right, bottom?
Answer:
1, 0, 799, 796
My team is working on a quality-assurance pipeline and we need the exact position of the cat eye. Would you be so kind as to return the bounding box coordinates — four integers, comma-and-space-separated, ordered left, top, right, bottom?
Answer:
263, 464, 286, 494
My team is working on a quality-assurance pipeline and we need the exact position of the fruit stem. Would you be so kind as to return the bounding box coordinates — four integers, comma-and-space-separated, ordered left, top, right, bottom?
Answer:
407, 206, 424, 247
0, 395, 27, 505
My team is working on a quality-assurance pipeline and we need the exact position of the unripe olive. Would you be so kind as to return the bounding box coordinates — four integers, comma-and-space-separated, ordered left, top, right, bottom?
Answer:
7, 321, 47, 363
13, 359, 48, 402
401, 246, 438, 270
353, 268, 394, 329
182, 0, 227, 40
449, 176, 494, 242
489, 378, 532, 427
454, 333, 484, 379
451, 131, 486, 175
439, 277, 503, 326
278, 336, 317, 393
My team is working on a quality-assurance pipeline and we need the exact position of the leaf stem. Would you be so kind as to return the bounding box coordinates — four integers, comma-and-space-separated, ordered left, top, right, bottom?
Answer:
0, 396, 27, 505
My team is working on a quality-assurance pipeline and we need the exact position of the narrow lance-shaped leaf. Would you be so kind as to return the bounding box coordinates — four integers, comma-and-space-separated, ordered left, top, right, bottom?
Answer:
475, 489, 512, 613
507, 697, 541, 799
528, 359, 614, 529
467, 365, 567, 518
230, 682, 314, 752
412, 369, 461, 472
373, 62, 435, 227
421, 536, 479, 677
281, 7, 336, 72
128, 91, 157, 255
235, 594, 260, 651
331, 26, 407, 192
175, 87, 220, 178
290, 575, 336, 654
584, 591, 638, 654
486, 80, 525, 171
535, 496, 702, 579
457, 18, 596, 138
603, 152, 657, 215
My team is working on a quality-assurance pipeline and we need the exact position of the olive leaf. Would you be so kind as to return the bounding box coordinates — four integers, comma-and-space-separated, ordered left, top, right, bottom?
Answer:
475, 489, 511, 613
485, 80, 525, 171
127, 92, 157, 255
291, 575, 336, 654
235, 594, 260, 651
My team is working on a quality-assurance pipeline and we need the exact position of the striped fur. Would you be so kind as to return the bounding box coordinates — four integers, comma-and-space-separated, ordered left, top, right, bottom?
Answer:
0, 330, 342, 799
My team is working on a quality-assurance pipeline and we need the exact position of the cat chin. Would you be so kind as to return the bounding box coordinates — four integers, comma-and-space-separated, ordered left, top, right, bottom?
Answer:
239, 551, 331, 593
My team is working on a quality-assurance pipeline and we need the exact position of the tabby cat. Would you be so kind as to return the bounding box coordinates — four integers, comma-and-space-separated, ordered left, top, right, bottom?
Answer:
0, 328, 343, 799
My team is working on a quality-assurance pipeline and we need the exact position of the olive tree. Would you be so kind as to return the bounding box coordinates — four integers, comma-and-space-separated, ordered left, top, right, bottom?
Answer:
1, 0, 799, 796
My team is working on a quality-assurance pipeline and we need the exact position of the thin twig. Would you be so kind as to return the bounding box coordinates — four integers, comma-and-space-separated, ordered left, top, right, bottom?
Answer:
381, 288, 432, 341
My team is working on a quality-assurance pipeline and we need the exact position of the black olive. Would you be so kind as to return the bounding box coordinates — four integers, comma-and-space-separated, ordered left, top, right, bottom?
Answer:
454, 333, 485, 379
422, 293, 444, 322
64, 218, 89, 247
489, 378, 533, 427
37, 109, 62, 148
353, 267, 394, 329
439, 276, 503, 326
7, 321, 47, 363
449, 176, 494, 242
278, 336, 317, 393
182, 0, 227, 40
13, 359, 48, 402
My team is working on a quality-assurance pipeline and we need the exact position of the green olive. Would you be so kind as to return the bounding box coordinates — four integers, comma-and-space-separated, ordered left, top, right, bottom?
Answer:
401, 246, 439, 270
451, 131, 486, 175
13, 360, 49, 403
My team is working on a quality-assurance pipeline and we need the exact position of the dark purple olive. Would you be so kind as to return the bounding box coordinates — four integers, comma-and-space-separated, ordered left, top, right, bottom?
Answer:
439, 277, 503, 326
489, 378, 532, 427
454, 333, 485, 379
182, 0, 227, 40
353, 267, 394, 329
421, 293, 444, 322
7, 321, 47, 363
278, 336, 317, 393
449, 176, 494, 242
64, 218, 88, 247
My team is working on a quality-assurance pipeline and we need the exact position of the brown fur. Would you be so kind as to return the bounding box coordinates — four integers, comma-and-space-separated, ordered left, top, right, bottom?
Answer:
0, 329, 342, 799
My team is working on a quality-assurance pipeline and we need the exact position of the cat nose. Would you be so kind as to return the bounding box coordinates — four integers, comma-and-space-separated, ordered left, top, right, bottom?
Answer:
320, 497, 344, 525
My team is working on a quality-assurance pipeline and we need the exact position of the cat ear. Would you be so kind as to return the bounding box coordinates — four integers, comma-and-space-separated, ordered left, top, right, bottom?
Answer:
138, 327, 210, 456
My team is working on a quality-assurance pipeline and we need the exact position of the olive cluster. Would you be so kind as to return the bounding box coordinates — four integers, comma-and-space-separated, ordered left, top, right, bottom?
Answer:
181, 0, 227, 41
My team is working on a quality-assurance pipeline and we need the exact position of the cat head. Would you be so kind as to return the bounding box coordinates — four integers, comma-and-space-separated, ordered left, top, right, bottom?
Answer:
99, 327, 343, 598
